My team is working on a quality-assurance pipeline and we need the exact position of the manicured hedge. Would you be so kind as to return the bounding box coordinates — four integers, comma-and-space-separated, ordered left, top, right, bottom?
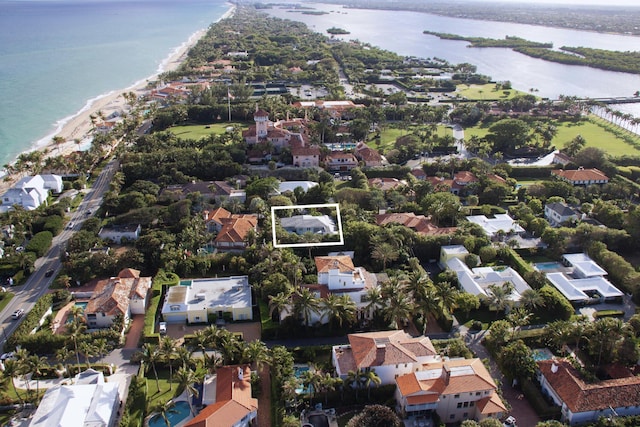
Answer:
5, 294, 53, 351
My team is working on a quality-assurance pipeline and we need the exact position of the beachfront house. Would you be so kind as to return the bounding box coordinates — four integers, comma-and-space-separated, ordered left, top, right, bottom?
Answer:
0, 174, 63, 212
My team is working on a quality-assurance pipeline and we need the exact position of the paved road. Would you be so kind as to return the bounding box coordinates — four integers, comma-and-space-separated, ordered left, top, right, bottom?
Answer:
0, 159, 118, 350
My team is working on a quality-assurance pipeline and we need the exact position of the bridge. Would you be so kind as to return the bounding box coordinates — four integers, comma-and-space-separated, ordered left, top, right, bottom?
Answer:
578, 96, 640, 105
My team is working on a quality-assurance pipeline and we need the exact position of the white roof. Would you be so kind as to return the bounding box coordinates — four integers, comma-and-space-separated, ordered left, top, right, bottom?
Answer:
546, 272, 623, 302
447, 257, 530, 301
162, 276, 252, 314
278, 181, 318, 194
562, 253, 607, 277
441, 245, 469, 256
30, 382, 119, 427
466, 214, 525, 237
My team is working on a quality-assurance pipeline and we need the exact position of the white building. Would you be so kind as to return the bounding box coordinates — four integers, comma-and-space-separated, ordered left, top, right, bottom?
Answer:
544, 253, 623, 304
30, 370, 120, 427
544, 202, 579, 227
440, 246, 531, 303
0, 174, 62, 212
84, 268, 151, 328
280, 214, 336, 235
396, 359, 506, 423
538, 359, 640, 425
98, 224, 141, 244
465, 214, 524, 238
161, 276, 253, 324
332, 330, 439, 385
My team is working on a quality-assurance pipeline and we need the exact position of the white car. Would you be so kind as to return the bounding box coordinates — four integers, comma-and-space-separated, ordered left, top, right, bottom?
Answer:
503, 416, 517, 427
11, 308, 25, 319
159, 322, 167, 335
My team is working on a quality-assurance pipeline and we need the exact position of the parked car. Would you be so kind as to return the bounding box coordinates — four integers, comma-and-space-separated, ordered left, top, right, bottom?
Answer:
503, 416, 517, 427
159, 322, 167, 335
11, 308, 24, 319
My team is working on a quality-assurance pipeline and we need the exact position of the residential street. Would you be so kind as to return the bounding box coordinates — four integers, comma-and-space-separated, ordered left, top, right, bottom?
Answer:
0, 159, 118, 350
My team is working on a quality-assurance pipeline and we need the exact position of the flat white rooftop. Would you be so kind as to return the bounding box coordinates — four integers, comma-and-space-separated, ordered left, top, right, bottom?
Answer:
546, 272, 623, 302
168, 276, 252, 310
466, 214, 525, 237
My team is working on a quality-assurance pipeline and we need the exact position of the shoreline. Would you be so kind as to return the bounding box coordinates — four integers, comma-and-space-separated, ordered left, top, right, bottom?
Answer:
5, 3, 236, 176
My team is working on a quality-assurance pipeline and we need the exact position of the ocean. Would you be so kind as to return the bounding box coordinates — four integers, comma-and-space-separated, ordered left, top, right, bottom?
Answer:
0, 0, 231, 167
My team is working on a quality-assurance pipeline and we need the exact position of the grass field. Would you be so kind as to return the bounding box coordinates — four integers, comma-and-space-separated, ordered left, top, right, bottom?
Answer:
167, 122, 246, 140
370, 125, 454, 152
457, 84, 530, 101
463, 118, 640, 157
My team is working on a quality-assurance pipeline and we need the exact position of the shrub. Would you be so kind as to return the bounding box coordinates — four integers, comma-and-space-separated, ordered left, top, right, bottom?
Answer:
25, 231, 53, 257
478, 245, 497, 263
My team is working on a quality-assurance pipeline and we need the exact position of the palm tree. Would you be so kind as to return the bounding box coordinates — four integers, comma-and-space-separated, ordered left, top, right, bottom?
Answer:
293, 287, 320, 329
175, 346, 193, 371
371, 242, 399, 271
174, 367, 199, 416
153, 400, 178, 427
300, 368, 322, 405
507, 306, 532, 339
485, 282, 514, 318
24, 354, 48, 399
435, 281, 459, 316
56, 347, 72, 379
66, 317, 86, 367
242, 340, 271, 372
139, 343, 162, 391
363, 287, 384, 320
269, 291, 292, 323
79, 342, 96, 368
520, 288, 544, 312
2, 360, 25, 407
345, 368, 366, 400
416, 286, 441, 335
384, 292, 414, 330
159, 337, 178, 391
362, 369, 381, 399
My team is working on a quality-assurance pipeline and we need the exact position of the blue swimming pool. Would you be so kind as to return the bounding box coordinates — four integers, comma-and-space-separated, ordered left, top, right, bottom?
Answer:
74, 301, 88, 310
534, 262, 563, 272
148, 401, 191, 427
294, 365, 311, 394
532, 348, 554, 361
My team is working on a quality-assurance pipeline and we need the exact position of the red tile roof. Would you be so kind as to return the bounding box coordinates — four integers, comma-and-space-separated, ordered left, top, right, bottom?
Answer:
214, 216, 257, 245
184, 365, 257, 427
85, 269, 151, 316
315, 255, 355, 273
551, 168, 609, 183
341, 330, 437, 370
376, 212, 456, 236
539, 359, 640, 413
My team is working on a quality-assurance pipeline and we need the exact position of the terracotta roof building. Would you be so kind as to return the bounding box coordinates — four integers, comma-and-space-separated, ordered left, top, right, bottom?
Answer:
213, 216, 258, 252
551, 167, 609, 186
538, 359, 640, 425
376, 212, 457, 236
84, 269, 152, 328
354, 142, 386, 167
185, 365, 257, 427
332, 330, 438, 385
395, 358, 506, 423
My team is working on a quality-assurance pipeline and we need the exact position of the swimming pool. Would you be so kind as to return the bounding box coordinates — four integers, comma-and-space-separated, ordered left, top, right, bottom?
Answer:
294, 365, 311, 394
534, 262, 564, 272
74, 301, 88, 310
148, 401, 191, 427
532, 348, 554, 361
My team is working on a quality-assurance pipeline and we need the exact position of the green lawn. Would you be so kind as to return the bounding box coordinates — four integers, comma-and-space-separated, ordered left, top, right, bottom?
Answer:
370, 125, 454, 152
554, 118, 640, 156
463, 118, 640, 157
145, 369, 180, 411
457, 84, 530, 101
167, 122, 246, 140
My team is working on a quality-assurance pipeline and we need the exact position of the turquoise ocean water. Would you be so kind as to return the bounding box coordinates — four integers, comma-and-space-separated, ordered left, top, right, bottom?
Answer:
0, 0, 230, 167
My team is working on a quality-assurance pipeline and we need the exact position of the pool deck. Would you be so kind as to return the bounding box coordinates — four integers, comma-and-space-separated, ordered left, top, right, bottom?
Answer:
51, 300, 90, 334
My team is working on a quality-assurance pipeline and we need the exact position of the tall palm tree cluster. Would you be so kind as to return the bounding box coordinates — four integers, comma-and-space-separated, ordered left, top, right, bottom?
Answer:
374, 261, 460, 334
1, 348, 50, 407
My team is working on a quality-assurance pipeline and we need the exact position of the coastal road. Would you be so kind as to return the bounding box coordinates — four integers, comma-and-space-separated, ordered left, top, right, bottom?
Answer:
0, 159, 118, 350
